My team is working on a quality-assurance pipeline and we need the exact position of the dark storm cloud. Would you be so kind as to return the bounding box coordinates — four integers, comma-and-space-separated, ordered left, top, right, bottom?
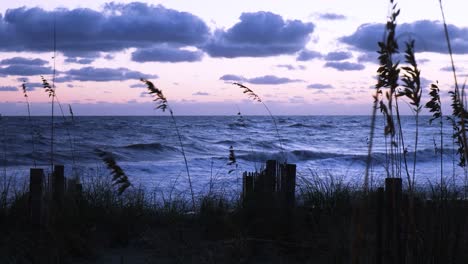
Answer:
324, 61, 365, 71
204, 11, 314, 58
220, 74, 303, 85
0, 65, 52, 76
296, 49, 322, 61
324, 51, 352, 61
60, 67, 157, 82
340, 20, 468, 54
0, 3, 210, 57
131, 46, 203, 62
0, 57, 48, 66
307, 83, 333, 89
0, 86, 18, 91
65, 57, 95, 64
318, 13, 346, 20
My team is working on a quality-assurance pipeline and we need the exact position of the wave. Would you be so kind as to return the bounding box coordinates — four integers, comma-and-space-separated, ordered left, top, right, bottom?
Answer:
288, 123, 312, 128
122, 142, 176, 152
237, 147, 455, 164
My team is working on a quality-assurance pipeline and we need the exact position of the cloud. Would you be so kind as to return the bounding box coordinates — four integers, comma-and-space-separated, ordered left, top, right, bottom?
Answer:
0, 86, 18, 91
65, 57, 95, 64
324, 61, 365, 71
340, 20, 468, 54
289, 95, 305, 103
0, 57, 48, 66
130, 83, 147, 88
193, 91, 210, 96
0, 65, 52, 76
318, 13, 346, 20
0, 3, 210, 57
24, 82, 42, 91
249, 75, 303, 85
296, 49, 322, 61
132, 45, 203, 62
60, 67, 157, 82
324, 51, 352, 61
307, 83, 333, 89
219, 74, 247, 82
220, 74, 303, 85
440, 66, 464, 72
276, 64, 306, 70
203, 11, 314, 58
357, 52, 377, 63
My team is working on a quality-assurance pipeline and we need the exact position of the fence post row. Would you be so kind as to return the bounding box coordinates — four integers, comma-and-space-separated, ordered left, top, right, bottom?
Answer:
242, 160, 297, 209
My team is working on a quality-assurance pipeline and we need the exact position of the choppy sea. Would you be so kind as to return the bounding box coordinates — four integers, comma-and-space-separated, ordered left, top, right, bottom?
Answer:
0, 115, 465, 195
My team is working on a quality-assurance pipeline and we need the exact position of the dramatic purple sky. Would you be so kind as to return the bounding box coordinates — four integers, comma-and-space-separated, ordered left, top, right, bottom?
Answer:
0, 0, 467, 115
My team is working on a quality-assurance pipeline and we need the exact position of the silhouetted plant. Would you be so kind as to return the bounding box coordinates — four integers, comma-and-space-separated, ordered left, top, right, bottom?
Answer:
41, 75, 56, 171
398, 39, 422, 189
374, 1, 407, 184
426, 82, 444, 186
227, 145, 237, 174
96, 149, 131, 195
69, 104, 75, 123
141, 78, 195, 210
232, 82, 285, 161
438, 0, 468, 181
21, 81, 37, 167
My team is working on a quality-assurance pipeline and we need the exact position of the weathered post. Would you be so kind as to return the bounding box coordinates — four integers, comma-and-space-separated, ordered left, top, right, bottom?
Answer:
384, 178, 403, 264
30, 168, 44, 231
242, 172, 254, 205
53, 165, 65, 208
264, 160, 277, 193
280, 163, 296, 209
376, 187, 384, 264
279, 163, 296, 238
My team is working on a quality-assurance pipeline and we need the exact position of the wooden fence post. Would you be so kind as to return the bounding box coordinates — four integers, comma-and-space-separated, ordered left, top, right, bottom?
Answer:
242, 172, 254, 205
264, 160, 277, 193
385, 178, 403, 264
30, 168, 44, 231
280, 163, 296, 209
53, 165, 65, 208
376, 187, 384, 264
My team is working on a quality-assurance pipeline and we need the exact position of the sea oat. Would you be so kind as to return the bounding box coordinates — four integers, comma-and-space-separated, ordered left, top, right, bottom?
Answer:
96, 149, 131, 195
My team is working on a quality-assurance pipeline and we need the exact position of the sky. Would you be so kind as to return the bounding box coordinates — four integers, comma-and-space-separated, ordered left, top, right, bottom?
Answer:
0, 0, 467, 115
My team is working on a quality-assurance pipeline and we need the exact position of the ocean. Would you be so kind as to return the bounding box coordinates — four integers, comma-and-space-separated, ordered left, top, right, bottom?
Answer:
0, 115, 465, 195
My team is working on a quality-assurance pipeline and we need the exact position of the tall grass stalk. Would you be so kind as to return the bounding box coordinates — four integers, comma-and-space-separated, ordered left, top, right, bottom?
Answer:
438, 0, 468, 174
232, 82, 285, 161
41, 76, 56, 172
375, 2, 405, 181
21, 82, 37, 167
399, 40, 422, 189
426, 82, 444, 189
54, 96, 76, 167
96, 150, 131, 195
141, 78, 195, 211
